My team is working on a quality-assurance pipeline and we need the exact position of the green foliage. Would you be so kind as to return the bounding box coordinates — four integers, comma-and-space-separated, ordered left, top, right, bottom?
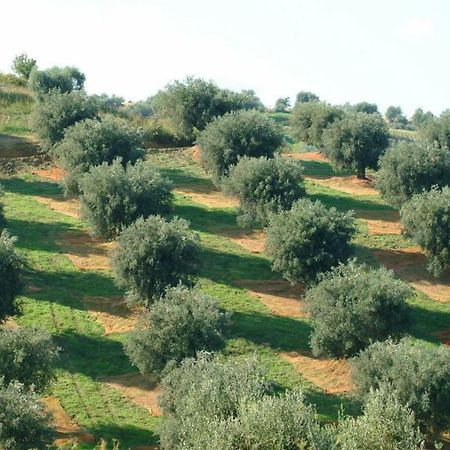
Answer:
376, 141, 450, 208
385, 105, 409, 129
306, 260, 412, 357
197, 109, 284, 184
152, 76, 263, 142
273, 97, 290, 113
323, 112, 390, 178
11, 53, 37, 80
351, 338, 450, 438
124, 97, 155, 118
0, 231, 26, 323
28, 65, 85, 98
0, 73, 27, 88
400, 187, 450, 276
336, 384, 424, 450
0, 380, 53, 450
290, 102, 344, 148
223, 156, 305, 227
0, 185, 5, 229
352, 101, 378, 114
125, 286, 226, 376
159, 355, 329, 450
295, 91, 320, 104
266, 199, 355, 284
79, 159, 172, 239
411, 108, 435, 129
52, 115, 145, 194
0, 326, 58, 392
112, 216, 200, 306
30, 89, 99, 148
90, 93, 124, 113
420, 113, 450, 149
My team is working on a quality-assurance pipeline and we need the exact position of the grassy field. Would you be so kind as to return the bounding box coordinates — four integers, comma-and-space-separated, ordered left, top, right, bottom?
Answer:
0, 93, 449, 448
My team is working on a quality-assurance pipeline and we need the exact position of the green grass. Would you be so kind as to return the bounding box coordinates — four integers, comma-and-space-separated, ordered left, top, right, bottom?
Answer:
0, 87, 34, 136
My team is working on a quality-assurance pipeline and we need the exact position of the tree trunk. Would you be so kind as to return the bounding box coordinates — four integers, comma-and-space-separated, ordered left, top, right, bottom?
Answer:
357, 162, 366, 180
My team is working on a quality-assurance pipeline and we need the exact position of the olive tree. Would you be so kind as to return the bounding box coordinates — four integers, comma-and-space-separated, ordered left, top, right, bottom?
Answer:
0, 380, 53, 450
0, 326, 58, 392
28, 66, 85, 98
52, 115, 145, 194
400, 186, 450, 277
323, 112, 389, 179
420, 113, 450, 149
295, 91, 320, 104
385, 105, 408, 129
336, 384, 425, 450
11, 53, 37, 80
411, 108, 435, 129
158, 354, 328, 450
124, 286, 226, 376
266, 199, 355, 284
197, 110, 284, 184
0, 231, 26, 323
353, 101, 378, 114
306, 261, 411, 357
273, 97, 290, 112
351, 338, 450, 440
223, 156, 305, 226
376, 141, 450, 208
79, 159, 172, 239
290, 102, 344, 148
30, 89, 99, 148
112, 216, 200, 306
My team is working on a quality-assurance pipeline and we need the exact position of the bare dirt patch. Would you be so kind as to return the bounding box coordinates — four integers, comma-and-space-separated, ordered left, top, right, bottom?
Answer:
235, 279, 305, 318
33, 166, 66, 182
280, 352, 353, 394
285, 151, 329, 162
308, 175, 379, 197
34, 196, 80, 219
190, 144, 203, 166
175, 184, 239, 209
216, 228, 266, 253
80, 296, 137, 335
3, 318, 18, 329
436, 330, 450, 347
373, 247, 450, 303
355, 209, 402, 235
56, 231, 115, 271
102, 373, 162, 416
43, 396, 96, 446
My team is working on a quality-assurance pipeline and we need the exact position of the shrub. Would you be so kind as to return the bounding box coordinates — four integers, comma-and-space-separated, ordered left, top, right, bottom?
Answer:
0, 184, 5, 229
79, 159, 172, 239
223, 156, 305, 226
295, 91, 320, 104
11, 53, 37, 80
28, 66, 85, 98
400, 186, 450, 276
376, 141, 450, 208
52, 115, 145, 194
112, 216, 200, 306
352, 101, 379, 114
306, 261, 411, 357
385, 105, 408, 129
90, 93, 124, 113
159, 355, 329, 450
30, 89, 99, 148
336, 384, 424, 450
273, 97, 290, 112
125, 286, 226, 376
124, 97, 155, 118
290, 102, 344, 148
0, 380, 53, 450
266, 199, 355, 284
411, 108, 435, 129
323, 112, 390, 179
0, 231, 26, 323
197, 110, 284, 184
152, 77, 264, 142
0, 326, 58, 392
351, 338, 450, 438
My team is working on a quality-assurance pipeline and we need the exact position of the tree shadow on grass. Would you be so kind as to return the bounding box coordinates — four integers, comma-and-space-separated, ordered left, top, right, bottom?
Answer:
409, 300, 450, 344
158, 166, 211, 188
0, 176, 61, 197
229, 310, 312, 353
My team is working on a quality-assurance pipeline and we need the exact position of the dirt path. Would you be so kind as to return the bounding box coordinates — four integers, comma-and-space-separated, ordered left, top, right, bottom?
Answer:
285, 151, 329, 162
175, 184, 239, 209
373, 247, 450, 302
355, 209, 401, 235
308, 175, 379, 197
34, 196, 80, 219
216, 228, 266, 253
33, 166, 66, 181
102, 374, 162, 416
0, 134, 39, 158
235, 279, 306, 318
280, 352, 353, 394
43, 396, 96, 446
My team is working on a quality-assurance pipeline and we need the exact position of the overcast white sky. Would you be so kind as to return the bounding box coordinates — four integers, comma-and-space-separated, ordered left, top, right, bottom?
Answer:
1, 0, 449, 115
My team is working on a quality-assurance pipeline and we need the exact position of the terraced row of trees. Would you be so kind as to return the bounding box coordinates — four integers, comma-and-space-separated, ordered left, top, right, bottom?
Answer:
1, 57, 450, 449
